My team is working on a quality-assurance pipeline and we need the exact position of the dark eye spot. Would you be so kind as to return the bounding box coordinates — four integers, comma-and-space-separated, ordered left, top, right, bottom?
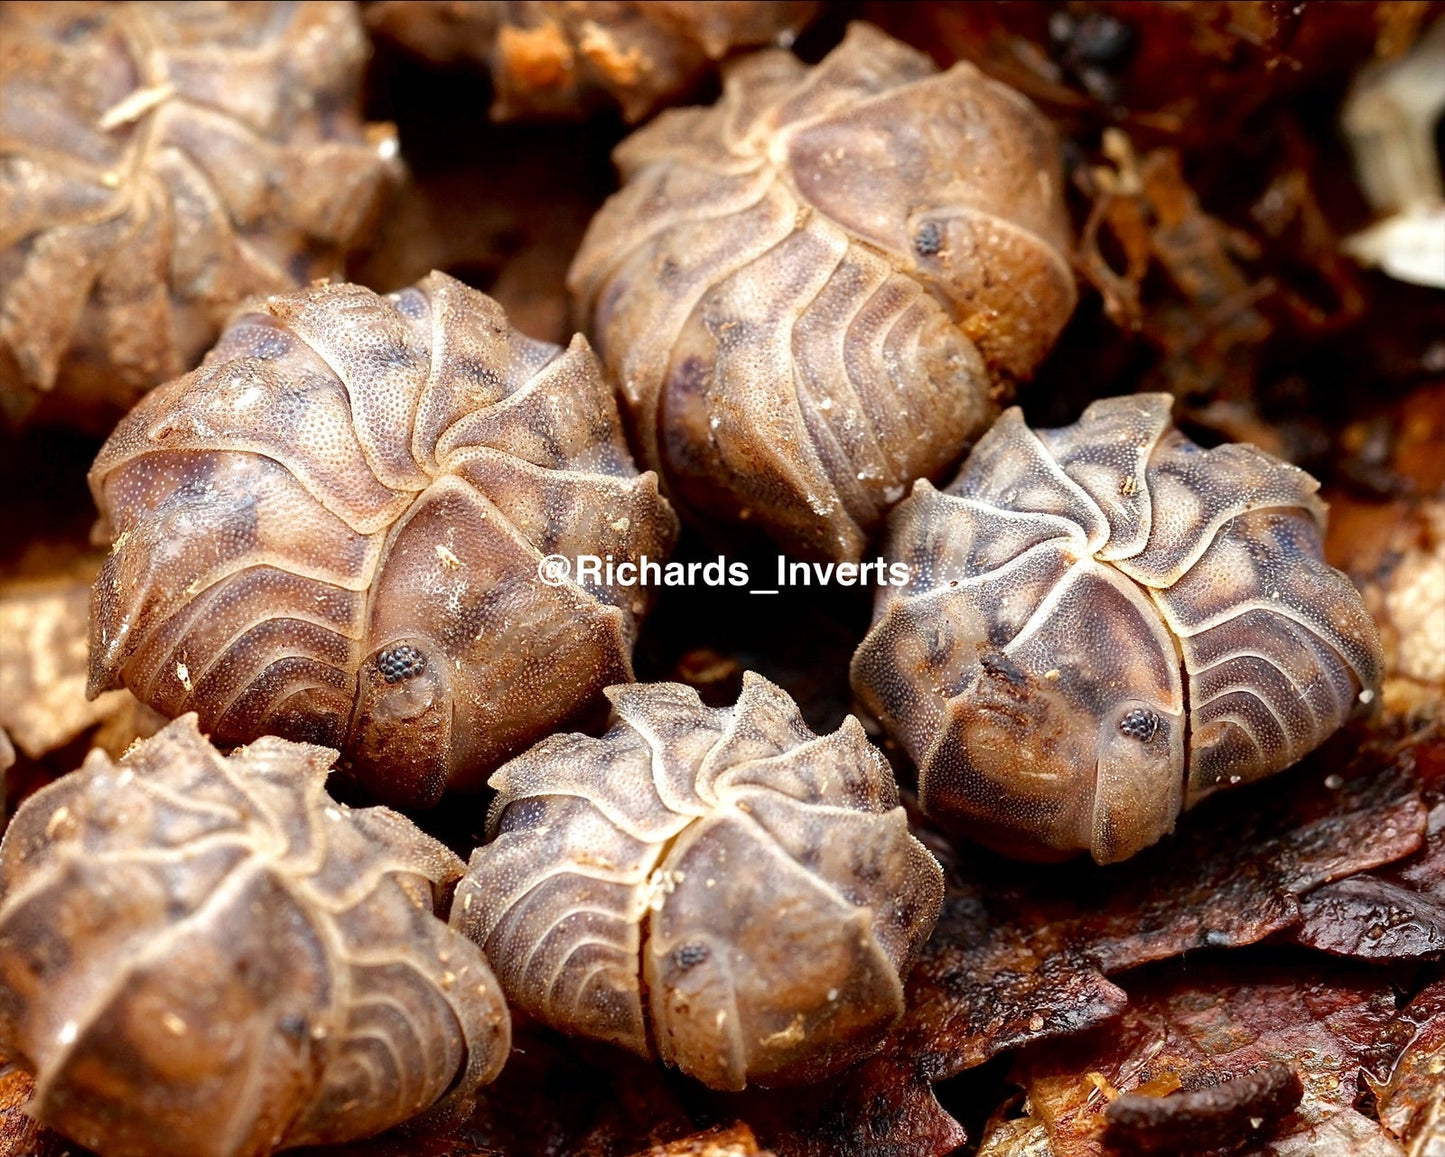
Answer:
377, 645, 426, 683
913, 221, 943, 257
1119, 708, 1160, 741
672, 943, 710, 971
277, 1013, 308, 1040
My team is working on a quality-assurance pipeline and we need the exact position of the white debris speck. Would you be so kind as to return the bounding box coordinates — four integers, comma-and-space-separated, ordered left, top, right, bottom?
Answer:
435, 544, 462, 569
176, 661, 192, 692
644, 867, 684, 911
98, 83, 175, 131
759, 1014, 806, 1047
1340, 203, 1445, 284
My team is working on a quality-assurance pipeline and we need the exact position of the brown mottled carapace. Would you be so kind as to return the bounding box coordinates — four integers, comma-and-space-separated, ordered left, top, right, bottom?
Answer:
852, 394, 1384, 863
87, 273, 678, 807
0, 1, 400, 427
0, 715, 510, 1157
453, 672, 943, 1090
569, 22, 1076, 561
366, 0, 820, 123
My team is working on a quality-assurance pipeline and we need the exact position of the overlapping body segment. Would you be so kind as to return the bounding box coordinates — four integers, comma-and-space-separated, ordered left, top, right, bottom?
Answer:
852, 393, 1383, 862
88, 273, 678, 806
453, 672, 943, 1090
569, 22, 1075, 561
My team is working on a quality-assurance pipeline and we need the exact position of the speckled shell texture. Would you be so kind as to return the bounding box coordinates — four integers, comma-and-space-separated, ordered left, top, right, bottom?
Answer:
87, 273, 679, 807
365, 0, 819, 123
0, 1, 399, 426
568, 22, 1076, 562
852, 393, 1384, 864
0, 714, 510, 1157
452, 672, 943, 1091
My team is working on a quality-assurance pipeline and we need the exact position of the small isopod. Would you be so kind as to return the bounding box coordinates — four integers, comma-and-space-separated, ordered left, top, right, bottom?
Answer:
452, 673, 944, 1089
852, 393, 1384, 862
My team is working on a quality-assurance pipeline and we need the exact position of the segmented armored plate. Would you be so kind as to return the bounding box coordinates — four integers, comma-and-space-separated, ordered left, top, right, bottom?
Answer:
569, 22, 1075, 561
453, 672, 943, 1089
852, 393, 1383, 862
0, 715, 510, 1157
88, 273, 678, 806
1, 1, 399, 425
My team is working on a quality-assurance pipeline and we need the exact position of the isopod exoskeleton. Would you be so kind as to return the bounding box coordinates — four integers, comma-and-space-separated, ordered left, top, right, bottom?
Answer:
87, 273, 679, 807
568, 22, 1076, 561
851, 393, 1384, 863
452, 672, 944, 1090
0, 714, 511, 1157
